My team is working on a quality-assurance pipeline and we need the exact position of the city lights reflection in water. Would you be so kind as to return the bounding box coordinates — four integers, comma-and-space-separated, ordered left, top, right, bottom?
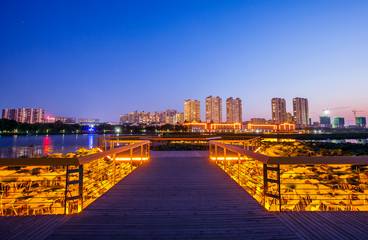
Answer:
43, 136, 51, 155
0, 134, 111, 158
88, 134, 94, 150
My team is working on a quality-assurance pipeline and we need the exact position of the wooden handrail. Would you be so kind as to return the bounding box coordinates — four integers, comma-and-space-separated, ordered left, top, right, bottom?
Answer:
210, 140, 269, 163
78, 140, 150, 164
0, 140, 150, 166
210, 140, 368, 165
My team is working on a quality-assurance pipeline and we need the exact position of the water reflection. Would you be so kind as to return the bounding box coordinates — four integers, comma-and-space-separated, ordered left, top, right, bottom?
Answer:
0, 134, 116, 158
43, 136, 52, 155
88, 134, 94, 149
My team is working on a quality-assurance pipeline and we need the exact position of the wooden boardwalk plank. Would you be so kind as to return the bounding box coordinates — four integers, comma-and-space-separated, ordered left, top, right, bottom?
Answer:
46, 151, 298, 239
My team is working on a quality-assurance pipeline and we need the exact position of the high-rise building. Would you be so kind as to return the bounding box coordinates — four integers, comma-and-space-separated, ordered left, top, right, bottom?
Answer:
1, 108, 45, 123
120, 111, 152, 125
320, 116, 331, 127
2, 109, 9, 119
293, 97, 309, 125
165, 109, 177, 125
205, 96, 222, 123
17, 108, 26, 123
271, 98, 287, 124
356, 117, 366, 128
333, 117, 345, 128
138, 111, 152, 125
153, 111, 165, 123
226, 97, 242, 123
25, 109, 45, 123
175, 112, 185, 124
184, 99, 201, 122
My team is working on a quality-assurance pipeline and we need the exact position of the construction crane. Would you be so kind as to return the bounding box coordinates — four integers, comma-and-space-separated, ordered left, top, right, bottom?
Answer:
352, 109, 364, 124
322, 107, 349, 115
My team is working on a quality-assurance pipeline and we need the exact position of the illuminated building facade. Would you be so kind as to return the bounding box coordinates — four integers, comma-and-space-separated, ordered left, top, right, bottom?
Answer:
2, 108, 45, 123
226, 97, 242, 123
138, 111, 152, 125
153, 111, 165, 123
205, 96, 222, 123
120, 111, 141, 124
55, 117, 76, 124
45, 116, 56, 123
1, 109, 8, 119
184, 99, 201, 122
320, 116, 331, 127
175, 112, 185, 124
165, 109, 177, 124
120, 110, 183, 125
293, 97, 309, 125
333, 117, 345, 128
210, 123, 241, 132
271, 98, 287, 124
78, 118, 100, 123
183, 122, 241, 132
356, 117, 366, 128
247, 123, 295, 132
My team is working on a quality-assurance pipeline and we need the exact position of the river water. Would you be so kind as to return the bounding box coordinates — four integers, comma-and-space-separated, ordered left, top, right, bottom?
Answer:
0, 134, 118, 158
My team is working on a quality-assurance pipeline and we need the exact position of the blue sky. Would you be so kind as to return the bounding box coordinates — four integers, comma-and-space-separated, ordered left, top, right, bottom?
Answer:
1, 1, 367, 124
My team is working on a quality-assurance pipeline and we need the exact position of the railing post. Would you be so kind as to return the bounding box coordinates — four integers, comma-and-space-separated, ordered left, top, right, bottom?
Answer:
224, 148, 227, 172
215, 145, 218, 161
277, 164, 281, 212
263, 164, 268, 209
79, 164, 84, 212
64, 166, 68, 215
141, 145, 143, 163
113, 154, 116, 184
148, 143, 150, 159
238, 153, 241, 182
130, 148, 133, 172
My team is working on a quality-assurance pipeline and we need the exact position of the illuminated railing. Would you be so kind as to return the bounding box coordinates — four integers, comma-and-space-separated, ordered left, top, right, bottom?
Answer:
209, 140, 368, 211
98, 136, 223, 151
0, 140, 150, 216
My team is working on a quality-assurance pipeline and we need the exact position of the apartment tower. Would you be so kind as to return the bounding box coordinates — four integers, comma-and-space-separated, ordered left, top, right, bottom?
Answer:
226, 97, 242, 123
271, 98, 287, 124
184, 99, 201, 122
2, 108, 45, 123
293, 97, 309, 125
165, 109, 177, 125
205, 96, 222, 123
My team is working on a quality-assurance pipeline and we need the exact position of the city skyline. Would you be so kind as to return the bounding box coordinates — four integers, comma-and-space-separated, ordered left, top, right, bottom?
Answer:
1, 1, 368, 124
2, 94, 367, 126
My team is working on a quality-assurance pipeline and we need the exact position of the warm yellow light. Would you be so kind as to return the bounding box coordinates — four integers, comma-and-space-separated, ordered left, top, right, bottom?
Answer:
116, 158, 149, 161
210, 157, 246, 160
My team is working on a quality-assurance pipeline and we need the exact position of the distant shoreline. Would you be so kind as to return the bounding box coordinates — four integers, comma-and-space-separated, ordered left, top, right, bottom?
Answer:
1, 132, 368, 140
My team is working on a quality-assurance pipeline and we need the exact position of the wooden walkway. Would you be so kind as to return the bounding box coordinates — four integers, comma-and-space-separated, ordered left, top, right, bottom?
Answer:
1, 151, 368, 239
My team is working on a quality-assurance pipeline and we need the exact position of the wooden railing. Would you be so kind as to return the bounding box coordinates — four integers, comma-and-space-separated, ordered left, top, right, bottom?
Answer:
0, 140, 150, 216
98, 136, 222, 151
209, 140, 368, 211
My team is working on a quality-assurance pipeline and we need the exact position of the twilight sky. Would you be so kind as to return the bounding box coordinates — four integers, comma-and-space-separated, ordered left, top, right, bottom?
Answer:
1, 1, 367, 124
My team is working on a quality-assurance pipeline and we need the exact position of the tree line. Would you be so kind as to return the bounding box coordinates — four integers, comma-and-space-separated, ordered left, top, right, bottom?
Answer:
0, 119, 187, 135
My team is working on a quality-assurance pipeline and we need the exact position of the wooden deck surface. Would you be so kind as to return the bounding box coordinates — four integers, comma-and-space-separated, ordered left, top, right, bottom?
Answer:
1, 151, 368, 239
47, 151, 297, 239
